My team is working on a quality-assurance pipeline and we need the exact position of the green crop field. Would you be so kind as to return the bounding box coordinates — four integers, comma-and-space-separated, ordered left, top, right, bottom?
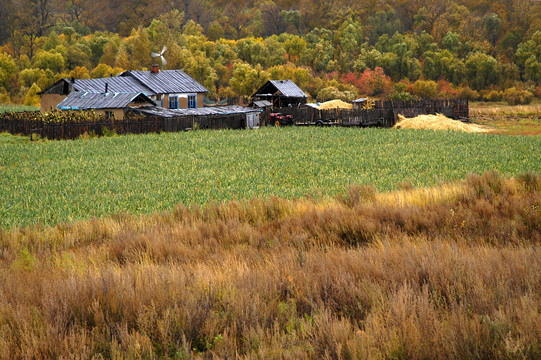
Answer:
1, 127, 540, 229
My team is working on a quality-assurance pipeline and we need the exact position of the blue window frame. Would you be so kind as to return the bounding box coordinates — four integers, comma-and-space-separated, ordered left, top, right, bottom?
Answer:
168, 96, 178, 109
188, 95, 197, 109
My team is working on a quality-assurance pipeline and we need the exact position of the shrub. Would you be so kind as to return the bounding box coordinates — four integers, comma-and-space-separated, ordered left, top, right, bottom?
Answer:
437, 79, 458, 98
534, 85, 541, 98
387, 82, 417, 101
358, 67, 392, 96
503, 87, 534, 105
317, 86, 343, 101
412, 80, 438, 99
24, 83, 41, 106
483, 90, 503, 102
458, 86, 480, 100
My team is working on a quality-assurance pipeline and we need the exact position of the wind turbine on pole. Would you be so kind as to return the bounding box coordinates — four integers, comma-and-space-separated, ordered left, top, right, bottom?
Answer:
151, 46, 167, 70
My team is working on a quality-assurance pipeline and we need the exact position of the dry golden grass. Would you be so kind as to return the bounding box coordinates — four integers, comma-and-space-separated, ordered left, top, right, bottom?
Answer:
469, 102, 541, 117
469, 102, 541, 135
395, 114, 492, 133
317, 100, 353, 110
1, 171, 540, 359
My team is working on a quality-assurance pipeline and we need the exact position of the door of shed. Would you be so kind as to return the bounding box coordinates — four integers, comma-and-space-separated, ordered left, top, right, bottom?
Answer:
246, 112, 260, 129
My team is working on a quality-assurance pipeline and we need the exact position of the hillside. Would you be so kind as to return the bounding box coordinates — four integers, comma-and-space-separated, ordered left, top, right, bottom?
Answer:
0, 0, 540, 104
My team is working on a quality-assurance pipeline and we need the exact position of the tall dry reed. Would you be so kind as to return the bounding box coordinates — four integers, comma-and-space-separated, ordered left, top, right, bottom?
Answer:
0, 171, 540, 359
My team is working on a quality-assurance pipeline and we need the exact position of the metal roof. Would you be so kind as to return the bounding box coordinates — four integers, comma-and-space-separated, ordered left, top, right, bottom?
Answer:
57, 92, 155, 110
71, 77, 156, 96
252, 100, 272, 107
352, 98, 368, 103
253, 80, 308, 98
121, 70, 208, 94
129, 105, 261, 118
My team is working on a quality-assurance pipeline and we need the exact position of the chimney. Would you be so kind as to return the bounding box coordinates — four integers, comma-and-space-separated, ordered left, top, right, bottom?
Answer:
105, 82, 108, 94
71, 77, 75, 83
151, 64, 159, 74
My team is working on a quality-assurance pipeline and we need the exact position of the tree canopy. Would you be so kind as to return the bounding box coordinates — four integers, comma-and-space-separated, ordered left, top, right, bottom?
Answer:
0, 0, 540, 103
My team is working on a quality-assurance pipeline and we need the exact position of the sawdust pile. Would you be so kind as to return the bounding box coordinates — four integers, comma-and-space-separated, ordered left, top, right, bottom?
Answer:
394, 114, 491, 133
318, 100, 353, 110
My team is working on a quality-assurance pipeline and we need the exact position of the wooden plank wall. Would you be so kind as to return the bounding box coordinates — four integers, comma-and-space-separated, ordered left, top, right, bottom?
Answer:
0, 99, 469, 140
272, 98, 468, 127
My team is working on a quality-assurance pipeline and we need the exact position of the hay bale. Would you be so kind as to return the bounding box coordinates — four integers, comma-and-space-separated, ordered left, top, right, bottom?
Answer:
394, 114, 491, 133
318, 100, 353, 110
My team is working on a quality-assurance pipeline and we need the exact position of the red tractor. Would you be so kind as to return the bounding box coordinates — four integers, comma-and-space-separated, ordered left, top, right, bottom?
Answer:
269, 113, 294, 127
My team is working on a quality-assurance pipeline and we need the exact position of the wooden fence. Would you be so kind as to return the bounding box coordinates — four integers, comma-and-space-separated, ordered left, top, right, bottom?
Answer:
0, 111, 247, 140
269, 98, 468, 127
374, 98, 469, 119
0, 98, 468, 140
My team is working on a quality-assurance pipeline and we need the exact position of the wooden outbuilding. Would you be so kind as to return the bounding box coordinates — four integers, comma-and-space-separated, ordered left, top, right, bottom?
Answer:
251, 80, 308, 108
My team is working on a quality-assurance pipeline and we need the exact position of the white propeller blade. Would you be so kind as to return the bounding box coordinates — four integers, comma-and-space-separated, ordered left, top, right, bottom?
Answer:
151, 46, 167, 68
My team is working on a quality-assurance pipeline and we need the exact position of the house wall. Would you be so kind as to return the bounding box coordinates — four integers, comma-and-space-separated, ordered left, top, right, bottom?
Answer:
179, 96, 188, 109
41, 94, 67, 113
197, 93, 204, 108
161, 93, 204, 109
94, 109, 125, 120
163, 94, 169, 108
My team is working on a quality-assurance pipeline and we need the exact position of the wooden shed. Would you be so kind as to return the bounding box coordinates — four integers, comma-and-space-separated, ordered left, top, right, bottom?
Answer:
128, 105, 262, 130
251, 80, 308, 108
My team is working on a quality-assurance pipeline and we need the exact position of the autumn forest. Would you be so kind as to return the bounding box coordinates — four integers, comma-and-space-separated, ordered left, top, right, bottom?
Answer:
0, 0, 541, 105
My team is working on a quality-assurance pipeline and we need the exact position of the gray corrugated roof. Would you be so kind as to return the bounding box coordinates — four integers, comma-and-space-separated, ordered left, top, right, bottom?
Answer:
57, 92, 155, 110
71, 77, 156, 96
121, 70, 208, 94
352, 98, 368, 103
129, 105, 261, 118
253, 100, 272, 107
253, 80, 308, 98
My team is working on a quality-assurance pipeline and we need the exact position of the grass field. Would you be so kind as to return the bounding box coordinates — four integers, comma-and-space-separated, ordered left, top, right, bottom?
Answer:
469, 101, 541, 135
0, 104, 40, 113
1, 126, 540, 229
1, 172, 540, 359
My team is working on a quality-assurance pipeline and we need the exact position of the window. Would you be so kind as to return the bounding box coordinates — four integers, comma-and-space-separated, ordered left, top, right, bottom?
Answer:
188, 95, 197, 109
104, 111, 115, 120
168, 95, 178, 109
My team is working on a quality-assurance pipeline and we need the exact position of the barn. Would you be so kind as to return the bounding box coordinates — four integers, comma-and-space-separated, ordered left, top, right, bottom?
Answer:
251, 80, 308, 108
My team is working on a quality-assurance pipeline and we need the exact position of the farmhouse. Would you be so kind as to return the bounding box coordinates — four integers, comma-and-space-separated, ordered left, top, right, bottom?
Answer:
251, 80, 308, 108
40, 76, 156, 112
119, 66, 207, 109
39, 65, 207, 113
56, 92, 156, 120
